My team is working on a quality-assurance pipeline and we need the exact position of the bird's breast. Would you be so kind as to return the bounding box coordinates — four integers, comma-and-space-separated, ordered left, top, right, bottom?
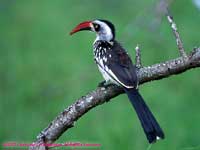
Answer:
93, 41, 111, 65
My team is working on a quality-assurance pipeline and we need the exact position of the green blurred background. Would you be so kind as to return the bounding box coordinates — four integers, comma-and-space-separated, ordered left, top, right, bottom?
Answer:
1, 0, 200, 149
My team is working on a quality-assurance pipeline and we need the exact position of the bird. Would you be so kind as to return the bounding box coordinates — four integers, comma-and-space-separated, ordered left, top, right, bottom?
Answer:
70, 19, 165, 143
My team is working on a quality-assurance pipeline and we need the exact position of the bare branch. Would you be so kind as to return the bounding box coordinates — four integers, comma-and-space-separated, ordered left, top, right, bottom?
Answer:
30, 47, 200, 150
166, 11, 188, 59
135, 44, 142, 68
29, 8, 197, 149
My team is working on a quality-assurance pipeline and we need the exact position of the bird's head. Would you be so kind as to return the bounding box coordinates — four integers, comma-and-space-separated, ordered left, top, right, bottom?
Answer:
70, 19, 115, 42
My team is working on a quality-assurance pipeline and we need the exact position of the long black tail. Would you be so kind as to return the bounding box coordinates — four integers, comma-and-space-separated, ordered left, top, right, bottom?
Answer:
124, 88, 164, 143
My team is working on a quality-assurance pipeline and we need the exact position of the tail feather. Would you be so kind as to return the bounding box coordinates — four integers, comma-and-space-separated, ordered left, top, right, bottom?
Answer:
124, 88, 164, 143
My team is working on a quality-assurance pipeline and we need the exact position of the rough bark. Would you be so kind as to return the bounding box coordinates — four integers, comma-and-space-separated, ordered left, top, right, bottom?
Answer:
29, 47, 200, 150
29, 9, 200, 150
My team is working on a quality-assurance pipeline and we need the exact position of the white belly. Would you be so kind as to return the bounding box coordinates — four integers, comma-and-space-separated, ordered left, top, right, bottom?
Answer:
97, 65, 119, 85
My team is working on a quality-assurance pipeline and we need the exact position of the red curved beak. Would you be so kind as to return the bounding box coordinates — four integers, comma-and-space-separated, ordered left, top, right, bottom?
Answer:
70, 21, 92, 35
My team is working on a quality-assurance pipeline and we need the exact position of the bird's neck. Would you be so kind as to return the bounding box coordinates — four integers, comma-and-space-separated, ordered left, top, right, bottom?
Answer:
94, 36, 114, 46
94, 33, 114, 43
93, 40, 114, 48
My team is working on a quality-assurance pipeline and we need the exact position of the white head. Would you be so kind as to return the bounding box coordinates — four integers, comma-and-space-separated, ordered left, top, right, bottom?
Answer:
70, 19, 116, 42
92, 20, 115, 42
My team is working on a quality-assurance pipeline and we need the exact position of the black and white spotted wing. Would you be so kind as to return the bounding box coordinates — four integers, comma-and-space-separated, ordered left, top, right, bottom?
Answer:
93, 40, 138, 89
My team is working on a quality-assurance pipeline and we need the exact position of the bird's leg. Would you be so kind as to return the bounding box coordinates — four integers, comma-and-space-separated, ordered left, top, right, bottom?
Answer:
98, 80, 111, 87
98, 80, 115, 88
98, 80, 107, 87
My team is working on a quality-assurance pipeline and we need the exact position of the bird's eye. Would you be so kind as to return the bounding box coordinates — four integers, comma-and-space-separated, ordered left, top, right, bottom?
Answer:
93, 23, 100, 31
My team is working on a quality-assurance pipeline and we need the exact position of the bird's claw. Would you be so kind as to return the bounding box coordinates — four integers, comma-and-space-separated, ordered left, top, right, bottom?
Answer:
98, 81, 115, 88
98, 80, 107, 87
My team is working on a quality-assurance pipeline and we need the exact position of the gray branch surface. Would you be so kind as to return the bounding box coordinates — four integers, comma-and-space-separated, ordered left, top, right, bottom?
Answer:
166, 14, 188, 58
135, 44, 142, 68
30, 47, 200, 150
30, 8, 199, 150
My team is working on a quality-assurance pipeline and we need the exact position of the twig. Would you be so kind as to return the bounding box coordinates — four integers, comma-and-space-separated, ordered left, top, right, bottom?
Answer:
166, 11, 188, 59
135, 44, 142, 68
30, 47, 200, 150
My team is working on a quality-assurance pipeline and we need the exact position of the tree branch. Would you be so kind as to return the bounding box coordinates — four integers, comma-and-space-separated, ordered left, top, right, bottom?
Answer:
30, 9, 199, 149
166, 10, 188, 59
135, 44, 142, 68
29, 47, 200, 150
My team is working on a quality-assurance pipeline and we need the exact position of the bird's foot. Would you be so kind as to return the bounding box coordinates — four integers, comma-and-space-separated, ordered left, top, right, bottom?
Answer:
98, 80, 107, 87
98, 80, 115, 88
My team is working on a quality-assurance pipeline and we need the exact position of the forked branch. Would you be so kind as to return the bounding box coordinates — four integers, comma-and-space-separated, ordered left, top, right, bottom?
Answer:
29, 11, 200, 150
30, 47, 200, 150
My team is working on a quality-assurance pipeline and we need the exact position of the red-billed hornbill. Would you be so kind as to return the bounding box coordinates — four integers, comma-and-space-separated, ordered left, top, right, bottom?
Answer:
70, 19, 164, 143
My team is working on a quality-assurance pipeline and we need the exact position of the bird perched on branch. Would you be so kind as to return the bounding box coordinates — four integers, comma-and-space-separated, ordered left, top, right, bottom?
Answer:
70, 19, 164, 143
